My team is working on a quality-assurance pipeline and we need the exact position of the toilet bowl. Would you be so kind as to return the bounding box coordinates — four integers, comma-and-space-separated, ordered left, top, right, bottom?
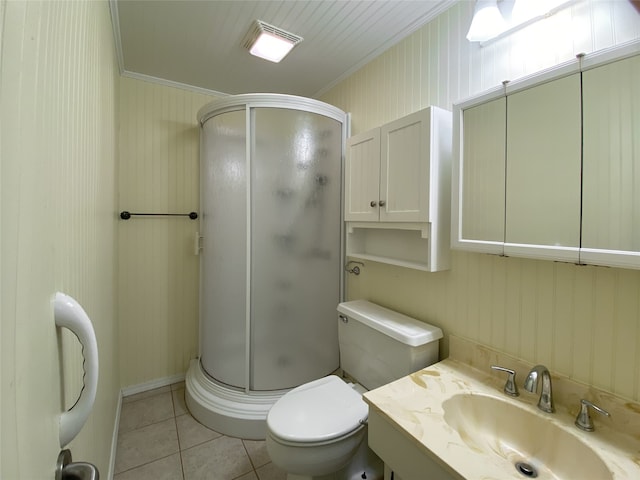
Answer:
266, 300, 443, 480
266, 375, 375, 479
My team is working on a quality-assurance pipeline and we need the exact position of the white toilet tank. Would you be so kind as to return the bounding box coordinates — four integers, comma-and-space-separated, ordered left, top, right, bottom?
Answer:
337, 300, 443, 390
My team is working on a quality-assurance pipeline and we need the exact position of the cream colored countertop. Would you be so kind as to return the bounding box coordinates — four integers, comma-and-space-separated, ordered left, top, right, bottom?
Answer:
363, 356, 640, 479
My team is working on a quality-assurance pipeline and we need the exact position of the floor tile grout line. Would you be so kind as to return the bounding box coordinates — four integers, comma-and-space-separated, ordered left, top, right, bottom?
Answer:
115, 390, 182, 477
122, 386, 172, 404
180, 432, 239, 454
118, 383, 279, 480
113, 452, 180, 477
171, 381, 186, 392
243, 439, 260, 479
120, 381, 184, 408
180, 435, 226, 453
119, 388, 176, 436
117, 412, 176, 437
170, 383, 187, 480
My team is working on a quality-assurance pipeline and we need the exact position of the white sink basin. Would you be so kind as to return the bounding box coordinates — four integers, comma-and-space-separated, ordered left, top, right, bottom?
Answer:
443, 393, 612, 480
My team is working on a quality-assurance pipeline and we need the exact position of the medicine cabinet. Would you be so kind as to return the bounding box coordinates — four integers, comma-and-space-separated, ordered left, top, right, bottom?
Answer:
452, 40, 640, 269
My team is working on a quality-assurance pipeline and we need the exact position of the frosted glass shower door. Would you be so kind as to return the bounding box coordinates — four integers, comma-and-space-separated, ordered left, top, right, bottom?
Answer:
250, 108, 341, 390
200, 109, 247, 389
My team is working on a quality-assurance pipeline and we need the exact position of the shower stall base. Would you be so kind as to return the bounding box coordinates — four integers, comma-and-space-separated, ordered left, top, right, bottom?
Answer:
185, 359, 289, 440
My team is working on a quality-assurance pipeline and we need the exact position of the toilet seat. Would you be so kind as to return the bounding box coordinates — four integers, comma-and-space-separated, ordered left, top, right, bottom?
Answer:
267, 375, 368, 443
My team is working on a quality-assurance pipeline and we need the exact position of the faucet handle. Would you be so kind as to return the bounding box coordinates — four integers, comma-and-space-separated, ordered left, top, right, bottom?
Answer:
575, 399, 610, 432
491, 365, 519, 397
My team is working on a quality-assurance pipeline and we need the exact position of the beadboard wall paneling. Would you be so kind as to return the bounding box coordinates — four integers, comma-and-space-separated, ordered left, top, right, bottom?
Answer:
323, 0, 640, 402
1, 1, 119, 478
118, 77, 219, 387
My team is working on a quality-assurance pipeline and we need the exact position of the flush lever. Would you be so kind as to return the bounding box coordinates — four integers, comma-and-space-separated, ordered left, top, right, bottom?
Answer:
491, 365, 519, 397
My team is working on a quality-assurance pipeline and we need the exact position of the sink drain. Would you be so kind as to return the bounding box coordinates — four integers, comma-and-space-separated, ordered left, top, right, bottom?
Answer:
515, 462, 538, 478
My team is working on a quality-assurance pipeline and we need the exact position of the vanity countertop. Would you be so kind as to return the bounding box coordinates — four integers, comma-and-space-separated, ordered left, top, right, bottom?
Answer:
363, 343, 640, 479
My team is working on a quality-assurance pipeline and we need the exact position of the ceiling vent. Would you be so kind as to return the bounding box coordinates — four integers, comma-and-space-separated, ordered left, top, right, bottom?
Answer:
242, 20, 303, 63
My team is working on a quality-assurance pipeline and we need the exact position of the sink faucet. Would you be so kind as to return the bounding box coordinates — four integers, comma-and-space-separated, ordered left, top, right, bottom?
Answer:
524, 365, 555, 413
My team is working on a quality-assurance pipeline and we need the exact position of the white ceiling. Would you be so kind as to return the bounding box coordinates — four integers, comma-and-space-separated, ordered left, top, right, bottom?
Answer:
113, 0, 458, 98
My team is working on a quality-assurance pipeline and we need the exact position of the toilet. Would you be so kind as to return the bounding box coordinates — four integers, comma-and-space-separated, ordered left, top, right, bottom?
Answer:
266, 300, 443, 480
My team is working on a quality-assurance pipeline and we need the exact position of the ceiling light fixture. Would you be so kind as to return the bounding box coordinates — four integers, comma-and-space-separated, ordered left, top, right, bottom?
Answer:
243, 20, 303, 63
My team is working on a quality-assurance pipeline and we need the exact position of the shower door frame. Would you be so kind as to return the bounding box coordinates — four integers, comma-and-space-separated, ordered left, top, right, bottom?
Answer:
197, 94, 349, 395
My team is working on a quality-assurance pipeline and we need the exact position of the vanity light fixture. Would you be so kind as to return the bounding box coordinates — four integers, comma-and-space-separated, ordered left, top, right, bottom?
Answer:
243, 20, 303, 63
466, 0, 506, 42
511, 0, 549, 23
467, 0, 574, 44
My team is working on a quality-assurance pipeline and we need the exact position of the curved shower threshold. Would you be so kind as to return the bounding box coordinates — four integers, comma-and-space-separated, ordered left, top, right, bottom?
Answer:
185, 359, 290, 440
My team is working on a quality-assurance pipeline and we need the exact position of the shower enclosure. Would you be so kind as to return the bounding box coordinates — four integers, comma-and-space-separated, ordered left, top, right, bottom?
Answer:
186, 94, 347, 439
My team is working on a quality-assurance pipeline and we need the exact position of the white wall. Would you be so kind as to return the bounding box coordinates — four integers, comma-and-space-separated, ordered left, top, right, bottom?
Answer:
1, 1, 120, 477
321, 0, 640, 402
118, 77, 218, 388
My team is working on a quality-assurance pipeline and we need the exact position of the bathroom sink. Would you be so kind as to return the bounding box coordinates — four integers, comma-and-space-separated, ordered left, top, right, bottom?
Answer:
442, 394, 612, 479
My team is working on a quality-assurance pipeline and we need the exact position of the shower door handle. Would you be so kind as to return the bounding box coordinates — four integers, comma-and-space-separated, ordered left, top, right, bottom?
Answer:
194, 232, 203, 255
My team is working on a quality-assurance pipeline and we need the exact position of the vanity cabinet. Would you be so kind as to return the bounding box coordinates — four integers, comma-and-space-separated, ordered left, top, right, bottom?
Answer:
453, 41, 640, 269
368, 408, 460, 480
345, 107, 452, 272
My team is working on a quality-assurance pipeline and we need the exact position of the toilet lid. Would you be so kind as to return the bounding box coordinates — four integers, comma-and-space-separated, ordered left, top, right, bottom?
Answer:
267, 375, 368, 443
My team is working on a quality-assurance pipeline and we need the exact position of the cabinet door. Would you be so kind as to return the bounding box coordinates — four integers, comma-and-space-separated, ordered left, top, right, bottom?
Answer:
380, 110, 430, 222
455, 97, 506, 254
345, 129, 380, 221
581, 55, 640, 268
504, 74, 582, 262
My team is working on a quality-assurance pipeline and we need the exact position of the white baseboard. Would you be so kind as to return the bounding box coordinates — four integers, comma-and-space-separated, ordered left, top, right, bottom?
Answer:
107, 373, 186, 478
121, 373, 186, 398
107, 390, 122, 480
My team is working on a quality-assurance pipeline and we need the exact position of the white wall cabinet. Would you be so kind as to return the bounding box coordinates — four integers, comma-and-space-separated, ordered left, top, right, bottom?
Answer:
345, 106, 452, 272
453, 41, 640, 269
346, 108, 445, 223
344, 129, 381, 222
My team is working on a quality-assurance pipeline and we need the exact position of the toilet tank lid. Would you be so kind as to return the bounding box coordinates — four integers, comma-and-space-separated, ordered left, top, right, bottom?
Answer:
337, 300, 443, 347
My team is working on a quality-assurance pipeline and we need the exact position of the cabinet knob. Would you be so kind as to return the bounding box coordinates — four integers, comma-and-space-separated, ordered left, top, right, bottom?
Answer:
379, 200, 386, 207
370, 200, 377, 207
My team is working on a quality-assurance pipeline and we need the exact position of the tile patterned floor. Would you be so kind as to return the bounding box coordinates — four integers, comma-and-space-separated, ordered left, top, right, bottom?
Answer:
114, 382, 287, 480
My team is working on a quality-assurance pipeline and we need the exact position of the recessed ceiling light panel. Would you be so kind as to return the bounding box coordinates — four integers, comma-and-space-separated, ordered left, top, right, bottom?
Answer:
243, 20, 303, 63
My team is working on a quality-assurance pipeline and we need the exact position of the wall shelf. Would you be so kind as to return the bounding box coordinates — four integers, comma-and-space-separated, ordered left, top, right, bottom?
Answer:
346, 223, 433, 272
